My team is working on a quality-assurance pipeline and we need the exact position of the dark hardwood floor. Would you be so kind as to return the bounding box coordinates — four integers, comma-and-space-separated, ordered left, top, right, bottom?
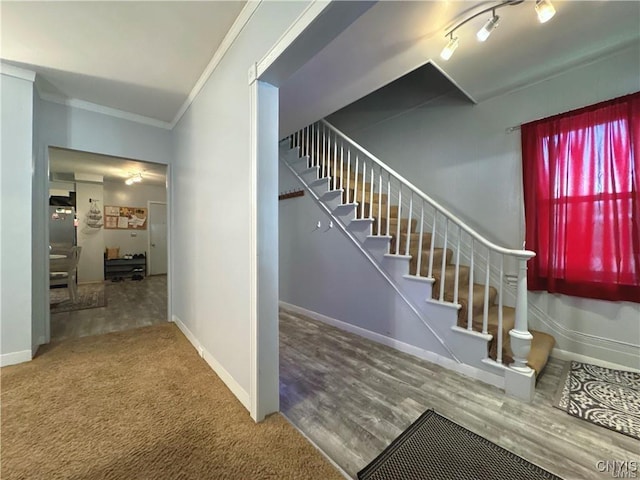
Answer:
279, 307, 639, 479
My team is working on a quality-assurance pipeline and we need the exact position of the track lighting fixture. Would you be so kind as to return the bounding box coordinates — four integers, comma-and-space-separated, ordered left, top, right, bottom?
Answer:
125, 173, 143, 186
439, 0, 555, 61
477, 12, 500, 42
535, 0, 556, 23
440, 35, 459, 61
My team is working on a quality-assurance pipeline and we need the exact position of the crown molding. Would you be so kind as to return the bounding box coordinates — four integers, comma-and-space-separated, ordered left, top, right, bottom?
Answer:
36, 88, 172, 130
170, 0, 263, 129
0, 62, 36, 82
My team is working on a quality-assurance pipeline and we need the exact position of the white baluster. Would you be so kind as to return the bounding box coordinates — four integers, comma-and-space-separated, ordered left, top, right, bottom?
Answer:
310, 124, 314, 166
340, 143, 344, 191
369, 167, 374, 220
439, 219, 448, 302
416, 205, 425, 276
354, 156, 359, 207
378, 174, 383, 235
467, 240, 475, 331
497, 254, 504, 364
321, 124, 327, 178
395, 187, 402, 255
405, 194, 413, 256
361, 161, 367, 219
428, 211, 437, 278
386, 177, 391, 237
482, 250, 490, 335
346, 150, 351, 203
316, 123, 323, 170
333, 136, 338, 190
453, 226, 461, 305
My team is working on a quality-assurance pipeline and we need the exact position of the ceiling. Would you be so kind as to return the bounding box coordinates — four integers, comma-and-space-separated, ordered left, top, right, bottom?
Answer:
326, 63, 467, 133
49, 147, 167, 187
1, 1, 245, 123
279, 1, 640, 135
2, 1, 638, 132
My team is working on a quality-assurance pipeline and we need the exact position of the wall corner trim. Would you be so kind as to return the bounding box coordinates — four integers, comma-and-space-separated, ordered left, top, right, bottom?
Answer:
170, 0, 263, 128
0, 349, 33, 367
0, 63, 36, 82
172, 315, 251, 410
36, 90, 172, 130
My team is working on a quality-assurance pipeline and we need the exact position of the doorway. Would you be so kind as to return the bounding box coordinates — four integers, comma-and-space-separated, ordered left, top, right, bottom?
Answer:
47, 147, 170, 342
148, 201, 168, 276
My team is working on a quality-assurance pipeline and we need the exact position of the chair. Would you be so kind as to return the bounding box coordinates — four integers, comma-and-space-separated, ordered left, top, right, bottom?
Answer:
50, 246, 82, 302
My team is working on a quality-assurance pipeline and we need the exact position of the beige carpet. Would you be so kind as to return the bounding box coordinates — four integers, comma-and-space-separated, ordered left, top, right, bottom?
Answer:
1, 324, 342, 480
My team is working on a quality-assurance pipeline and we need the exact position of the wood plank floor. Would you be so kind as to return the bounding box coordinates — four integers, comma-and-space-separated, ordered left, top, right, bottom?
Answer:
279, 308, 639, 480
51, 275, 167, 342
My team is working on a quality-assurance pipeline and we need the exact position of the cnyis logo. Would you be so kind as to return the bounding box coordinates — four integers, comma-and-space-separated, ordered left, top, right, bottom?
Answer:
596, 461, 639, 478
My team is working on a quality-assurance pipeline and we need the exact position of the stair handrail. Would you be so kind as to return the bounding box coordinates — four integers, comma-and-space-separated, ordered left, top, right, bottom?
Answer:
321, 119, 535, 260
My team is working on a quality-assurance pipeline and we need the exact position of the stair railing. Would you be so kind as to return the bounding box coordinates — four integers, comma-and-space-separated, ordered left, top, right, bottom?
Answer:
289, 120, 536, 372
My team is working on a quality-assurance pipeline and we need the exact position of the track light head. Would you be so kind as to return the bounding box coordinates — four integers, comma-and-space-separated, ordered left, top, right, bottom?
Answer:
440, 36, 459, 61
535, 0, 556, 23
124, 173, 143, 186
477, 14, 500, 42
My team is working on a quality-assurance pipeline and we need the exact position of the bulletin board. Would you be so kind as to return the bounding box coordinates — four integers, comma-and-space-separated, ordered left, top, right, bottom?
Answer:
104, 205, 148, 230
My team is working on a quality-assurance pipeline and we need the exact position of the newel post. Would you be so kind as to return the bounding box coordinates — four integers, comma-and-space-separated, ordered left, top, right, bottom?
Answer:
509, 256, 533, 373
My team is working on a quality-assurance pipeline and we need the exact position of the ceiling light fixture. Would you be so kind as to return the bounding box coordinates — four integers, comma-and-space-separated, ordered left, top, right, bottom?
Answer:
439, 0, 555, 61
535, 0, 556, 23
440, 35, 459, 61
125, 173, 142, 186
477, 12, 500, 42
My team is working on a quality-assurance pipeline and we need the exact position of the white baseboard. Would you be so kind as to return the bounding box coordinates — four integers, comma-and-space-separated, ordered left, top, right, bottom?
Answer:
551, 347, 640, 373
1, 349, 32, 367
172, 315, 251, 410
279, 302, 504, 390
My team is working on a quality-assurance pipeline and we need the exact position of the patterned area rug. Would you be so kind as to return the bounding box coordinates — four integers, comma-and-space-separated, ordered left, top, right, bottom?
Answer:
357, 410, 562, 480
50, 284, 106, 313
553, 361, 640, 440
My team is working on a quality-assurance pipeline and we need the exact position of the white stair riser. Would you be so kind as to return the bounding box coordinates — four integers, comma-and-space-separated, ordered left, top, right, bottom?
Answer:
332, 204, 358, 224
382, 255, 412, 285
348, 219, 373, 243
299, 167, 320, 184
363, 236, 392, 263
321, 190, 344, 210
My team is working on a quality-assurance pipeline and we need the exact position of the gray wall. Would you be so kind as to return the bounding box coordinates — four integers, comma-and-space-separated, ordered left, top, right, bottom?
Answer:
1, 70, 34, 364
278, 163, 452, 359
326, 46, 640, 369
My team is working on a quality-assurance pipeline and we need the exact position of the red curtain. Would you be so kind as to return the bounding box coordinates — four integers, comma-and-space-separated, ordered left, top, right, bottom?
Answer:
522, 92, 640, 303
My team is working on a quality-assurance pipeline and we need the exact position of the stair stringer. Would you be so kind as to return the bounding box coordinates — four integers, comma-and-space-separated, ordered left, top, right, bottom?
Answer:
280, 149, 461, 363
280, 145, 507, 388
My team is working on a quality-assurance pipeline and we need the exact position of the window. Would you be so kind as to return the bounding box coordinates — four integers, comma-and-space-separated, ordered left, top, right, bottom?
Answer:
521, 92, 640, 303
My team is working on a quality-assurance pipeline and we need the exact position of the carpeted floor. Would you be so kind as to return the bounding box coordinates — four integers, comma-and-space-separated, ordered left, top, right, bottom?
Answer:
50, 283, 106, 313
0, 324, 342, 480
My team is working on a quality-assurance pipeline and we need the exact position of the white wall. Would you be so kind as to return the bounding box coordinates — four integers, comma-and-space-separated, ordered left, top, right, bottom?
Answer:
0, 69, 34, 365
171, 1, 310, 405
328, 46, 640, 369
103, 181, 166, 255
76, 182, 104, 283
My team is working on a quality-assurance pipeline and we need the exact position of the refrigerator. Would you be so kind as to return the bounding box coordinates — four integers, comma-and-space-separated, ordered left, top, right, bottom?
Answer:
50, 206, 76, 249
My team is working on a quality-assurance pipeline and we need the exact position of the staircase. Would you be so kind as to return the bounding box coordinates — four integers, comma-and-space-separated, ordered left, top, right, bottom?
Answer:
280, 119, 556, 401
